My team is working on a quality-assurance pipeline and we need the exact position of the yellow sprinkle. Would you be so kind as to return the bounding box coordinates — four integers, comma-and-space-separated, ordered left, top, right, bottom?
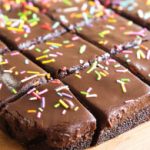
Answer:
74, 106, 79, 111
7, 27, 24, 32
36, 55, 48, 60
121, 83, 127, 93
100, 71, 107, 77
0, 61, 7, 65
54, 103, 60, 108
75, 74, 82, 79
42, 59, 55, 64
27, 71, 40, 74
137, 50, 145, 59
59, 99, 69, 109
27, 110, 37, 113
46, 42, 62, 47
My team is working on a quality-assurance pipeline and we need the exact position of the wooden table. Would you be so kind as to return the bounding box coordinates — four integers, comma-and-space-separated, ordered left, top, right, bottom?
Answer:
0, 122, 150, 150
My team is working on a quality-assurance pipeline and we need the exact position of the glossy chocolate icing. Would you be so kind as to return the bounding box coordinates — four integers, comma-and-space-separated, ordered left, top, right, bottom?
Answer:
1, 80, 96, 148
23, 33, 105, 77
62, 59, 150, 128
108, 0, 150, 29
0, 51, 48, 105
77, 11, 150, 84
33, 0, 107, 29
0, 2, 65, 50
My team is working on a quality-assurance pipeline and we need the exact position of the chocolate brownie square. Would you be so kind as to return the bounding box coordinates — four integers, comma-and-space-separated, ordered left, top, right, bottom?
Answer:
102, 0, 150, 30
0, 51, 48, 107
0, 1, 65, 50
22, 33, 106, 78
0, 80, 96, 149
62, 59, 150, 144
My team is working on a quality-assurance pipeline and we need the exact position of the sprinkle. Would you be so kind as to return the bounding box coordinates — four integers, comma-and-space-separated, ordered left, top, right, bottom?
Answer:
62, 109, 67, 115
59, 99, 69, 109
38, 107, 44, 112
37, 112, 42, 118
27, 110, 37, 113
80, 91, 88, 96
74, 106, 79, 111
95, 70, 101, 80
116, 69, 128, 73
137, 50, 145, 59
54, 103, 60, 108
36, 55, 48, 60
11, 88, 17, 94
147, 50, 150, 60
99, 30, 110, 38
79, 45, 87, 54
75, 74, 82, 79
21, 74, 37, 83
86, 94, 98, 98
61, 92, 73, 99
87, 61, 97, 74
38, 89, 48, 95
32, 92, 41, 100
55, 85, 69, 92
87, 87, 92, 93
42, 59, 55, 64
27, 88, 36, 94
52, 22, 60, 29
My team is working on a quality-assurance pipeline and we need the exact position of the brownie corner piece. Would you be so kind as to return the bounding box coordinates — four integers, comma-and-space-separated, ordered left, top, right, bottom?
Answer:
0, 80, 96, 150
0, 1, 65, 50
62, 58, 150, 144
0, 51, 49, 107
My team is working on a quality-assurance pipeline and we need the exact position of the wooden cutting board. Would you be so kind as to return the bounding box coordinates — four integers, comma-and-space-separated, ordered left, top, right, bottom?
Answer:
0, 121, 150, 150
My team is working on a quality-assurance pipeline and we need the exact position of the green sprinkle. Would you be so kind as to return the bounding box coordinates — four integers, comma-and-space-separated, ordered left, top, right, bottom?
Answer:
79, 45, 87, 54
87, 61, 97, 74
95, 70, 101, 80
80, 91, 88, 96
121, 78, 130, 83
12, 88, 17, 94
35, 48, 41, 52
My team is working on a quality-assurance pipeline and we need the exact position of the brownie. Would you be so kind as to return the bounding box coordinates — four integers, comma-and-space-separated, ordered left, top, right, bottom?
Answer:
0, 40, 9, 54
102, 0, 150, 30
0, 1, 66, 50
76, 9, 150, 84
0, 80, 96, 149
0, 51, 49, 107
22, 33, 106, 78
114, 37, 150, 85
33, 0, 107, 30
62, 59, 150, 144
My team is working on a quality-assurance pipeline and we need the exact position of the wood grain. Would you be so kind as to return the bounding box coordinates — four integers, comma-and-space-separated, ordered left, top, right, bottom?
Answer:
0, 122, 150, 150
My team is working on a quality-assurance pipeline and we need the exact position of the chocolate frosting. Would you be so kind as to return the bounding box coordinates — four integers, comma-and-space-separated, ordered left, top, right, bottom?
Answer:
62, 58, 150, 128
0, 2, 65, 50
2, 80, 96, 148
76, 10, 150, 84
0, 51, 47, 104
23, 33, 105, 77
109, 0, 150, 29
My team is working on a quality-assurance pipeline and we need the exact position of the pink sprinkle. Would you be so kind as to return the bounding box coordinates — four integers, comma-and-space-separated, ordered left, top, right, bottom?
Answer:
62, 109, 67, 115
27, 88, 36, 94
41, 97, 46, 108
126, 29, 147, 37
20, 70, 26, 74
72, 36, 79, 41
87, 87, 92, 93
56, 52, 63, 56
147, 50, 150, 60
38, 89, 48, 95
122, 50, 133, 54
11, 51, 20, 56
108, 59, 116, 62
37, 112, 42, 118
0, 83, 2, 90
61, 92, 73, 99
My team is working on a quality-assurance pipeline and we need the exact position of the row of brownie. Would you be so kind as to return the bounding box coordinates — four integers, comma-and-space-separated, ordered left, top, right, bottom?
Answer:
0, 0, 150, 150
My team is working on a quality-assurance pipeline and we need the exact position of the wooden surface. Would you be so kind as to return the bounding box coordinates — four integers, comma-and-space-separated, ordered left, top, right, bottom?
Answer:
0, 122, 150, 150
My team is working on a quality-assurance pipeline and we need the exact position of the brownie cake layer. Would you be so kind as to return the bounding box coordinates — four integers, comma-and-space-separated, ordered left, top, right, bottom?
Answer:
32, 0, 107, 30
0, 80, 96, 149
0, 1, 66, 50
0, 51, 49, 107
75, 7, 150, 84
101, 0, 150, 30
62, 59, 150, 144
0, 41, 9, 54
22, 33, 106, 78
